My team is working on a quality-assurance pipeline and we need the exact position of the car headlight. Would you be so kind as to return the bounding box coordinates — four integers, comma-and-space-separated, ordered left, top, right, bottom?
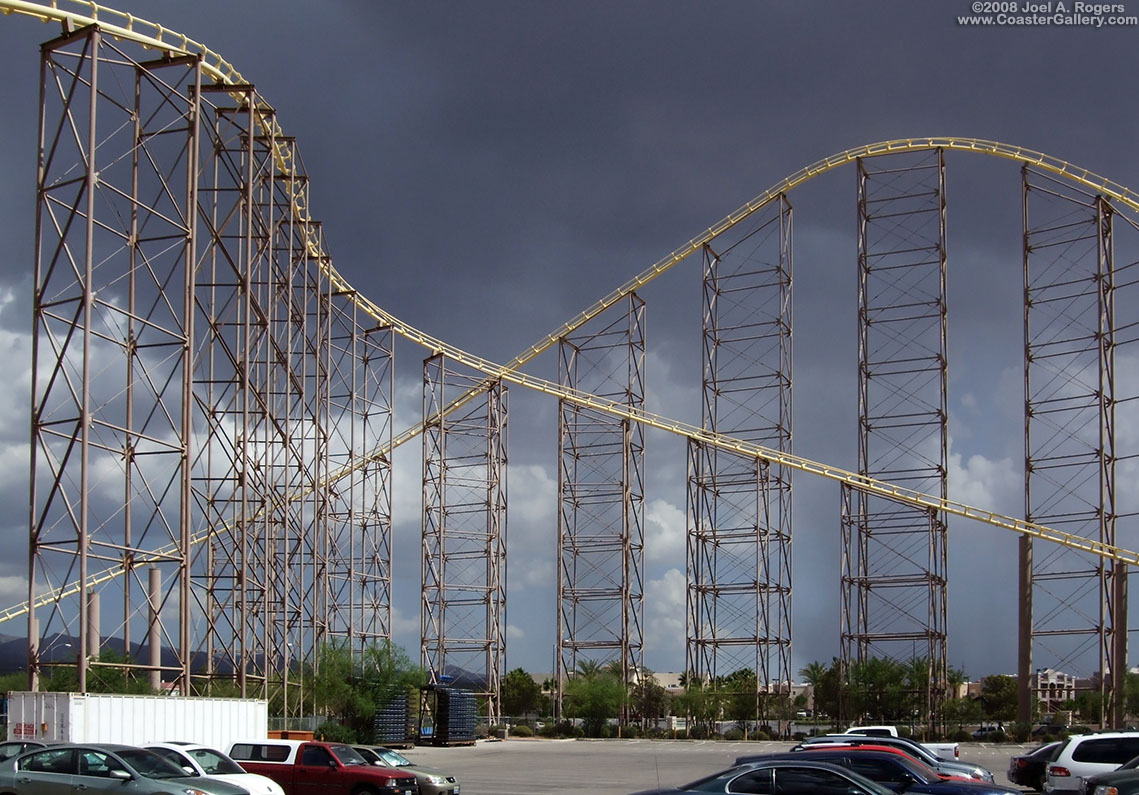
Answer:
1093, 787, 1119, 795
425, 774, 446, 785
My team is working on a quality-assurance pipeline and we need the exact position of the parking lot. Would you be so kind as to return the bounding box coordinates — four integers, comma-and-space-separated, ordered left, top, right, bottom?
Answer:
400, 739, 1032, 795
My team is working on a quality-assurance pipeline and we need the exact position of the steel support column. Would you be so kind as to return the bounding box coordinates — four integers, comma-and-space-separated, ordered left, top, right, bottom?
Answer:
1020, 167, 1119, 725
422, 354, 507, 723
30, 26, 203, 692
686, 196, 793, 729
189, 83, 277, 696
554, 294, 646, 724
843, 151, 948, 732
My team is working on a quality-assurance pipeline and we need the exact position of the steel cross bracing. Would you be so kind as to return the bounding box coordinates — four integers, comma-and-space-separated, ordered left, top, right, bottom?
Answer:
8, 0, 1139, 723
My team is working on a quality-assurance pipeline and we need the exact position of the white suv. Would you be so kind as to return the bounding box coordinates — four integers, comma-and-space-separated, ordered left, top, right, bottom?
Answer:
1046, 733, 1139, 794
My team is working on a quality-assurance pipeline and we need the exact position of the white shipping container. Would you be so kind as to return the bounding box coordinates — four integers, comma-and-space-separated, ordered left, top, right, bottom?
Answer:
6, 691, 268, 750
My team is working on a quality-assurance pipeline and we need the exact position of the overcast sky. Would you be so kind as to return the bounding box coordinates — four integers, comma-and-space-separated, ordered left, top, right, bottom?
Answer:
2, 1, 1139, 683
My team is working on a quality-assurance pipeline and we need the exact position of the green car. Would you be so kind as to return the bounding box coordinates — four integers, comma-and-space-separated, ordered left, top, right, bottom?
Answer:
355, 745, 460, 795
0, 743, 250, 795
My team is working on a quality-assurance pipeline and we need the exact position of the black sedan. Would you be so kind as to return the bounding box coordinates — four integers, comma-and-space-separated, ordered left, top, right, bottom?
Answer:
1007, 741, 1061, 791
735, 748, 1019, 795
628, 758, 896, 795
1080, 753, 1139, 795
781, 734, 994, 782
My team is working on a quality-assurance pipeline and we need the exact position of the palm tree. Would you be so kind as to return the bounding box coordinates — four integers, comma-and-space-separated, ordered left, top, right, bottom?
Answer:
575, 659, 602, 681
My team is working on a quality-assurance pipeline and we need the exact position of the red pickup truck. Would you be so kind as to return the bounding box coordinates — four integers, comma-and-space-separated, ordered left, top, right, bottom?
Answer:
228, 739, 418, 795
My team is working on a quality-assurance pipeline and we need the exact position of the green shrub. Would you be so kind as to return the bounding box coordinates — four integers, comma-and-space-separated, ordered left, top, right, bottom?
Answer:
315, 721, 357, 743
511, 724, 534, 737
623, 724, 642, 738
549, 720, 578, 738
723, 729, 744, 741
752, 730, 771, 741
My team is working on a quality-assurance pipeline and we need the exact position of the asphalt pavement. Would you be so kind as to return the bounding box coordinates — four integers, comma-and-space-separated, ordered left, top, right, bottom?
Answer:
399, 738, 1034, 795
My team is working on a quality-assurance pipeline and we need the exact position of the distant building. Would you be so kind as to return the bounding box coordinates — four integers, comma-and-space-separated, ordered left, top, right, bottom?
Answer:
651, 671, 685, 692
1033, 668, 1076, 713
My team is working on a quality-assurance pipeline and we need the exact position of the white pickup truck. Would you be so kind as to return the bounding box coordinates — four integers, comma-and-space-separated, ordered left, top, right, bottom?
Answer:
842, 725, 960, 761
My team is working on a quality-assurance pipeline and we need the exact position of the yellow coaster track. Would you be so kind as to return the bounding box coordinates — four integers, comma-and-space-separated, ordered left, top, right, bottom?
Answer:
3, 0, 1137, 631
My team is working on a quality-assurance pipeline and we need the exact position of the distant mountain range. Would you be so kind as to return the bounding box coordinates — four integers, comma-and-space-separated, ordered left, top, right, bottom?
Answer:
0, 632, 187, 674
0, 633, 488, 690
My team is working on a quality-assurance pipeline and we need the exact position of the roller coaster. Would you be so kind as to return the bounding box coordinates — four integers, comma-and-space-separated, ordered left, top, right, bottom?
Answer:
2, 1, 1138, 730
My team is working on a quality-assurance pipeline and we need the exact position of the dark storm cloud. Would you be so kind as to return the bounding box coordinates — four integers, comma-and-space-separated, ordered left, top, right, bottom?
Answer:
1, 0, 1137, 676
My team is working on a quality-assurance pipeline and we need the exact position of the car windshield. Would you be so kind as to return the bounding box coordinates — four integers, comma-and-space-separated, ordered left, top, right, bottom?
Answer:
887, 737, 934, 760
189, 748, 246, 776
330, 745, 368, 765
376, 749, 412, 767
679, 768, 748, 790
1031, 742, 1061, 760
890, 753, 939, 782
117, 748, 189, 779
814, 750, 938, 785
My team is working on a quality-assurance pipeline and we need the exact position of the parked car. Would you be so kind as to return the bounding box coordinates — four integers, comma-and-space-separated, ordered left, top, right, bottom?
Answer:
229, 738, 417, 795
1047, 734, 1139, 794
1083, 768, 1139, 795
627, 757, 897, 795
0, 743, 250, 795
798, 744, 976, 781
354, 745, 460, 795
737, 747, 1019, 795
843, 725, 960, 761
784, 734, 995, 782
147, 741, 287, 795
974, 725, 1004, 740
0, 741, 46, 762
1008, 741, 1061, 791
1080, 753, 1139, 795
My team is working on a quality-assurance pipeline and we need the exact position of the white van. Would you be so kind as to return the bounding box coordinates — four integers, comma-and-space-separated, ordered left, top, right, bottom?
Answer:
1045, 732, 1139, 794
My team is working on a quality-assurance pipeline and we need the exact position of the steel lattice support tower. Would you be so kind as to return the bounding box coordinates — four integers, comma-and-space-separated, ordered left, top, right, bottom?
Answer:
30, 26, 203, 693
686, 197, 793, 725
842, 151, 949, 730
422, 354, 508, 723
321, 298, 394, 656
1018, 167, 1122, 725
190, 82, 281, 696
555, 295, 646, 722
27, 24, 396, 716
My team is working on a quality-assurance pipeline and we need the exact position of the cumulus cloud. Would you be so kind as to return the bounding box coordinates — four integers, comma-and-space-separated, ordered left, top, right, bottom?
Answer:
390, 604, 420, 637
643, 567, 686, 656
644, 497, 685, 565
946, 438, 1020, 517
